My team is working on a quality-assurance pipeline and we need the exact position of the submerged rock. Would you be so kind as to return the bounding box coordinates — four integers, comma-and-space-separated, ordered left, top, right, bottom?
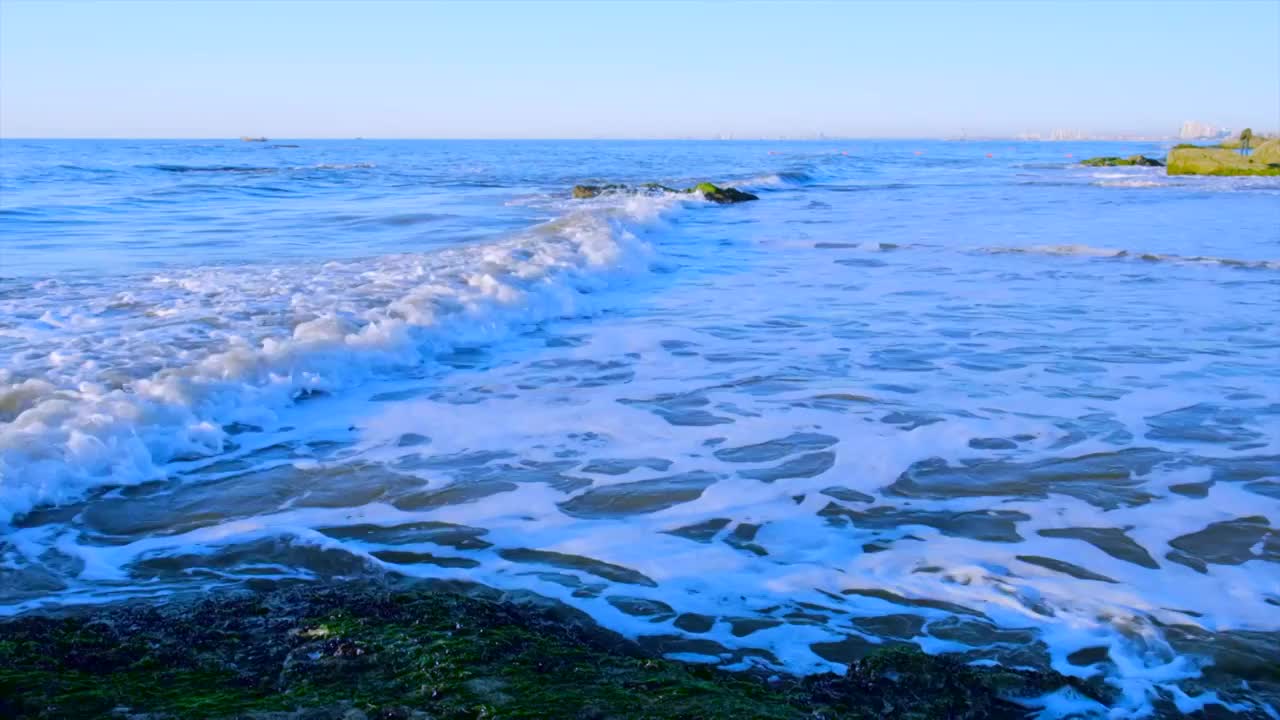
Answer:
1080, 154, 1164, 167
571, 181, 758, 203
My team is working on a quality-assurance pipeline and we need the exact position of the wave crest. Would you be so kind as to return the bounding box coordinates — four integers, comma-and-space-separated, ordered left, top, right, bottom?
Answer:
0, 193, 686, 524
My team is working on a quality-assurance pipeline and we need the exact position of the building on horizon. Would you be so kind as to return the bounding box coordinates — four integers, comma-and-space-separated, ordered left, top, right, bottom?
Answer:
1048, 128, 1087, 141
1179, 120, 1226, 139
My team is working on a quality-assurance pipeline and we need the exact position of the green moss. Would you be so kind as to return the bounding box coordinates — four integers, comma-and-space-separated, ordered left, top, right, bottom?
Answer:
691, 182, 760, 204
0, 584, 1105, 719
571, 181, 758, 204
1252, 138, 1280, 164
1167, 146, 1280, 176
572, 184, 629, 199
1080, 155, 1162, 167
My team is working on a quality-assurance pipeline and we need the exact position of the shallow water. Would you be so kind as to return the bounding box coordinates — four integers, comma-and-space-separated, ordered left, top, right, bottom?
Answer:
2, 139, 1279, 717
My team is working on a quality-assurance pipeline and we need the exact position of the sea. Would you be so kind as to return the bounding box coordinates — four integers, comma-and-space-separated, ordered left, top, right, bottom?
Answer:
2, 139, 1278, 717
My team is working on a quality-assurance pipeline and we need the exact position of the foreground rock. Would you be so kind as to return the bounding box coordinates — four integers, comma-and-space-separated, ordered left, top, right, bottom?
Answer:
0, 582, 1117, 720
572, 181, 759, 203
1167, 141, 1280, 176
1080, 154, 1164, 167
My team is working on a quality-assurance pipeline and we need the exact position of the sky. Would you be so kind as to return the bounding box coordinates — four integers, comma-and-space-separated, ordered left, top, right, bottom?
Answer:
1, 0, 1277, 139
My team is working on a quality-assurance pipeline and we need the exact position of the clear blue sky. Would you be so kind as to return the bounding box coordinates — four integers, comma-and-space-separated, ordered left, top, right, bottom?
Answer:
1, 0, 1276, 139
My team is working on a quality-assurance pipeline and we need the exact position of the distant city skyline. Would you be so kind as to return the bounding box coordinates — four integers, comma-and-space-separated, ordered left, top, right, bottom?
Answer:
2, 0, 1277, 139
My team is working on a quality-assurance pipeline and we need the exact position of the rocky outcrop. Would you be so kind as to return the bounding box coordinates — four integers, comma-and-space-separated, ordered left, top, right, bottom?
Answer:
1167, 143, 1280, 176
1080, 155, 1164, 167
692, 182, 759, 203
0, 583, 1114, 720
571, 182, 759, 203
572, 184, 626, 199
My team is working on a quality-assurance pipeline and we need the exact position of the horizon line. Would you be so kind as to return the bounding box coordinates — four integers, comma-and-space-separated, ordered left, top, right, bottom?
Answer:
0, 135, 1200, 142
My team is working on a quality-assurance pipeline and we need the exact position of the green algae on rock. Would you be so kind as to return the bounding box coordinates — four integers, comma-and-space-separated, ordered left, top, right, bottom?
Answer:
692, 182, 759, 204
571, 182, 759, 203
0, 583, 1113, 720
1167, 143, 1280, 176
1079, 155, 1164, 167
571, 183, 629, 199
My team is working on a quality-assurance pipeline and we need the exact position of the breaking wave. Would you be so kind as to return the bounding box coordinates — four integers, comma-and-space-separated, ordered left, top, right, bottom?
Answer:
0, 191, 686, 524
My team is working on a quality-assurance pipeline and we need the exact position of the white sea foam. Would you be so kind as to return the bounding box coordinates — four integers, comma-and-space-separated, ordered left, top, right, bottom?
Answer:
0, 192, 686, 524
1093, 179, 1171, 188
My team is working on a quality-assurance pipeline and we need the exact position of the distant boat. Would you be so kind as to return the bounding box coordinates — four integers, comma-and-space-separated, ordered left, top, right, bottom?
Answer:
240, 136, 268, 142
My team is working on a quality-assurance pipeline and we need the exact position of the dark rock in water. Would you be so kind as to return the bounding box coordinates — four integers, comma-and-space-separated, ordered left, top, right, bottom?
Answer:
572, 184, 625, 199
573, 183, 683, 199
0, 583, 1117, 719
693, 182, 759, 203
571, 181, 758, 203
1080, 154, 1163, 167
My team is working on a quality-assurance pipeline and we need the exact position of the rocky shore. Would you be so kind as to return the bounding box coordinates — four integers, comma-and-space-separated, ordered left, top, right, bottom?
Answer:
1166, 140, 1280, 176
1079, 136, 1280, 176
571, 182, 759, 204
0, 582, 1118, 720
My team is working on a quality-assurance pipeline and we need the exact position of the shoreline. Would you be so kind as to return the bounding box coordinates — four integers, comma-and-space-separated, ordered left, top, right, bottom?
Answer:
0, 579, 1118, 720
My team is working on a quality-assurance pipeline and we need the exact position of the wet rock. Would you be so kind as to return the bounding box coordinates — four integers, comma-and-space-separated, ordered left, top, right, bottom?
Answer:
462, 677, 512, 706
692, 182, 759, 203
738, 451, 835, 482
1016, 555, 1118, 583
662, 517, 731, 543
570, 181, 758, 203
606, 595, 677, 622
714, 432, 838, 463
280, 636, 375, 687
572, 184, 624, 199
1080, 154, 1163, 167
819, 486, 874, 504
0, 582, 1192, 719
809, 645, 1112, 717
673, 613, 716, 633
1168, 142, 1280, 176
1169, 515, 1279, 566
498, 548, 657, 586
1036, 526, 1159, 569
557, 471, 719, 518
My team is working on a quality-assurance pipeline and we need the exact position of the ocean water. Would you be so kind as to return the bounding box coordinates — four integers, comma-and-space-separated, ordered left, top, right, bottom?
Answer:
2, 139, 1278, 717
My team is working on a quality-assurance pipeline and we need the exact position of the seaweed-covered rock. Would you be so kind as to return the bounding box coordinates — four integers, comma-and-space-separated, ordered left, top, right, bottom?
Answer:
808, 645, 1112, 719
1080, 154, 1164, 167
571, 184, 624, 199
570, 182, 758, 203
692, 182, 759, 203
0, 583, 1126, 720
1167, 145, 1280, 176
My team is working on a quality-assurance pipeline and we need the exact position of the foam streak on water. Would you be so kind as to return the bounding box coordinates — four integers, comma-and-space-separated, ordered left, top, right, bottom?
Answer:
2, 139, 1279, 718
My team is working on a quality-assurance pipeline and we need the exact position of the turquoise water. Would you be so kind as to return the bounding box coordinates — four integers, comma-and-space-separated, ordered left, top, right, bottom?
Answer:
2, 139, 1278, 717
